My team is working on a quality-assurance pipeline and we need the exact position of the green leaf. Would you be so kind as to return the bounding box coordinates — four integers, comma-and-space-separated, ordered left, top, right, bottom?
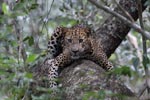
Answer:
25, 72, 33, 79
143, 55, 150, 69
28, 36, 34, 46
2, 3, 10, 15
23, 36, 34, 46
0, 70, 7, 75
26, 54, 38, 63
23, 36, 30, 41
82, 91, 96, 100
112, 66, 132, 77
13, 0, 26, 11
29, 3, 39, 10
98, 90, 106, 99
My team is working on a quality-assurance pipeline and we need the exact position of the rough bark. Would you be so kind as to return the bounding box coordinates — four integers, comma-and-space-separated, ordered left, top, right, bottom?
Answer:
58, 0, 147, 100
60, 60, 135, 100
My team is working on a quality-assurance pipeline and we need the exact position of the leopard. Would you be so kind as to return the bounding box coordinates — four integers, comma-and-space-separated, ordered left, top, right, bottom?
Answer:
45, 24, 114, 88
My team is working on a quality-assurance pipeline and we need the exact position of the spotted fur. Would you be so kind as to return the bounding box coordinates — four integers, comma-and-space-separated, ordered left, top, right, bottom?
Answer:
46, 25, 114, 88
47, 26, 64, 58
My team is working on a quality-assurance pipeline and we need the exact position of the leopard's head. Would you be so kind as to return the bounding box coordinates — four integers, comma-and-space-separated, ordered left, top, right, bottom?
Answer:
62, 27, 92, 60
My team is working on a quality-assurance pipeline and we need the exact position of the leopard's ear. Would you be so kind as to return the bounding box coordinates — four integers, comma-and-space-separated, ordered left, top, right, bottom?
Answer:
60, 27, 69, 38
62, 27, 68, 33
84, 27, 92, 36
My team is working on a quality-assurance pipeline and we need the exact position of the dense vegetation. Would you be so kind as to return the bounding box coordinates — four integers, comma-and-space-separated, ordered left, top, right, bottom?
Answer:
0, 0, 149, 99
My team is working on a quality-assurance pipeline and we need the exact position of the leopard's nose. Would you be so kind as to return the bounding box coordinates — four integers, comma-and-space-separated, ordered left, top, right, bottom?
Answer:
72, 50, 78, 54
71, 48, 79, 54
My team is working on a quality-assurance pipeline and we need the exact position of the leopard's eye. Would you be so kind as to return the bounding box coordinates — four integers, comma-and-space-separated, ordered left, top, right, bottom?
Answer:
67, 39, 72, 43
79, 39, 83, 43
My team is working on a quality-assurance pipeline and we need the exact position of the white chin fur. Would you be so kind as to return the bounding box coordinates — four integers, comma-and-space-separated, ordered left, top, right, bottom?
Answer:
71, 56, 80, 60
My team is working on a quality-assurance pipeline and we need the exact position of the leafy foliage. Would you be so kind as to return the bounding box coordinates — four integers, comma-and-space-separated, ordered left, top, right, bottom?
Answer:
111, 66, 132, 77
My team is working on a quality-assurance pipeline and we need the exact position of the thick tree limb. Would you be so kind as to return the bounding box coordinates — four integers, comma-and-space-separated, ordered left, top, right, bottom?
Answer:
60, 60, 136, 100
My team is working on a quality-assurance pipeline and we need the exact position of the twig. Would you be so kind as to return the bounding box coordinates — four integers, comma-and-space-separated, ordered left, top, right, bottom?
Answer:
13, 19, 27, 66
88, 0, 150, 40
41, 0, 54, 38
137, 0, 150, 95
13, 19, 27, 63
114, 0, 134, 22
137, 81, 147, 97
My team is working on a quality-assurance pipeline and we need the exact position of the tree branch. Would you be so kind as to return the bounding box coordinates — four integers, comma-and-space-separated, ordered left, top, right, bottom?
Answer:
88, 0, 150, 40
114, 0, 134, 22
137, 81, 147, 97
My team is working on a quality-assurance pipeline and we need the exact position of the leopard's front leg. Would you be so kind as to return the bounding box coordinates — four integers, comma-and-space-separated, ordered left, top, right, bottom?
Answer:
44, 50, 71, 88
89, 39, 114, 71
